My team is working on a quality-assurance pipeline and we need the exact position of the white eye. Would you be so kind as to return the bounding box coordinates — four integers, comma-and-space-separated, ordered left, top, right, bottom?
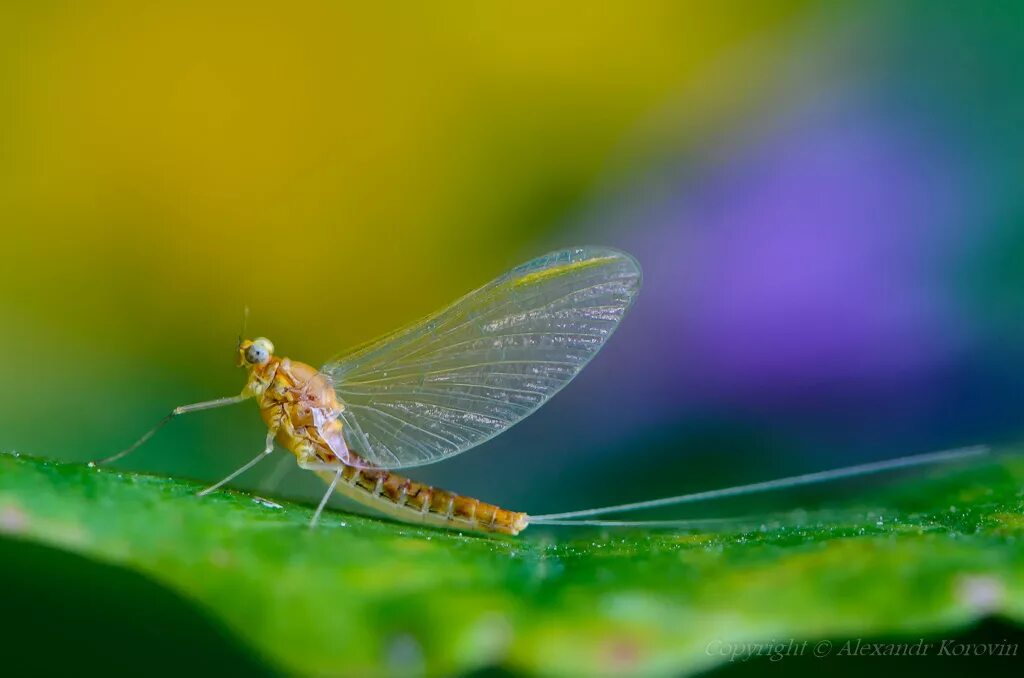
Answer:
246, 344, 268, 364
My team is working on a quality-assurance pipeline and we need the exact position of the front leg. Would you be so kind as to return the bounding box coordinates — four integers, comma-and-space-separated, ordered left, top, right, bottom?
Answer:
197, 428, 278, 497
92, 394, 249, 466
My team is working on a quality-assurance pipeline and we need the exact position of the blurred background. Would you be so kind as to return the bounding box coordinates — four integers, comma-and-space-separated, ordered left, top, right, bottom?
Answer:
2, 1, 1024, 521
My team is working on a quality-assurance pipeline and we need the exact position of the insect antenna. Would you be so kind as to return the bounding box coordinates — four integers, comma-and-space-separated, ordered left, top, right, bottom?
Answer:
529, 444, 989, 522
238, 305, 250, 347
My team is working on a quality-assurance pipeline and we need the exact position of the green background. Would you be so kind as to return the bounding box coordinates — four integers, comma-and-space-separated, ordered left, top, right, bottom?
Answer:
2, 2, 1024, 675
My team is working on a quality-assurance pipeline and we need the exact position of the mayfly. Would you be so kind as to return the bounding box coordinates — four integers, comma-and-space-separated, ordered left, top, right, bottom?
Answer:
93, 247, 987, 535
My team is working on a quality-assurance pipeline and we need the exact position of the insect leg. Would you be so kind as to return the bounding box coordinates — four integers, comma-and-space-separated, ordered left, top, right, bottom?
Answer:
257, 452, 294, 493
197, 428, 277, 497
91, 394, 249, 466
310, 467, 343, 528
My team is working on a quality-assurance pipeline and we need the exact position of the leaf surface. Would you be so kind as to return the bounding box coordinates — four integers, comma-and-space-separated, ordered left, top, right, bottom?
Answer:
1, 451, 1022, 675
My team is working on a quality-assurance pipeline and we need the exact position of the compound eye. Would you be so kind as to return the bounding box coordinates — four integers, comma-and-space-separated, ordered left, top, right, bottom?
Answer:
246, 344, 268, 364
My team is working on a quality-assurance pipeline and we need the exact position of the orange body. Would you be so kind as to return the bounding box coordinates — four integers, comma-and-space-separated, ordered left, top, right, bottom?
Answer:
241, 348, 529, 535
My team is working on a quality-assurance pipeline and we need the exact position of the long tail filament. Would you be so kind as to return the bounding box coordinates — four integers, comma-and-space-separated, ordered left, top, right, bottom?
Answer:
529, 444, 989, 524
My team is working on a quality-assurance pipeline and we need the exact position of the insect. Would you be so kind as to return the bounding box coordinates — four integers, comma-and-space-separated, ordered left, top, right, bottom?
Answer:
94, 247, 988, 535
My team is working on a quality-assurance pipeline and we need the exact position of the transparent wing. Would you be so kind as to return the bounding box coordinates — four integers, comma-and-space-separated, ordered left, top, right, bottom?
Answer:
321, 246, 642, 470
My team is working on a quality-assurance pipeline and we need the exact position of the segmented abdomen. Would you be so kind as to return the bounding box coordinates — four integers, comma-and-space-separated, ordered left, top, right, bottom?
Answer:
304, 416, 527, 535
312, 463, 529, 535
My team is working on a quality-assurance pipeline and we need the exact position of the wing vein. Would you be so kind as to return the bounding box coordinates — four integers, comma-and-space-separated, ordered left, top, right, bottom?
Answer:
342, 360, 582, 387
344, 278, 629, 373
350, 404, 464, 449
322, 247, 641, 469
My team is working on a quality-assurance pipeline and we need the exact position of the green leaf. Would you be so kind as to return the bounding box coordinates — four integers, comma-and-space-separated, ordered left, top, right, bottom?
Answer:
1, 450, 1022, 676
